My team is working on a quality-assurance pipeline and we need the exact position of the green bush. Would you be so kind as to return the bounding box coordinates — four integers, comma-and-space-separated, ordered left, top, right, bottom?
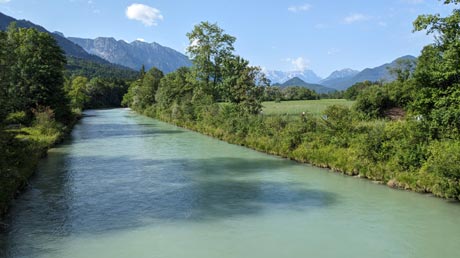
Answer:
4, 111, 29, 125
32, 107, 61, 136
354, 85, 393, 119
420, 140, 460, 198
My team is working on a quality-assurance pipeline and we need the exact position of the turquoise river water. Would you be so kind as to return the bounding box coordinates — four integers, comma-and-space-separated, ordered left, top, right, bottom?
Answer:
1, 108, 459, 258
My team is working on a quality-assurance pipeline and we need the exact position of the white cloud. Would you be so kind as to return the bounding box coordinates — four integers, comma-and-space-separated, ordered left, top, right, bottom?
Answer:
0, 0, 11, 3
126, 3, 163, 26
378, 21, 388, 27
288, 4, 311, 13
344, 13, 371, 24
286, 57, 310, 71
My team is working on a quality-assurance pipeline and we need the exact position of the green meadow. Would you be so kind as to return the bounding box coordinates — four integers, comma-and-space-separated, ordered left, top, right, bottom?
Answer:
262, 99, 355, 116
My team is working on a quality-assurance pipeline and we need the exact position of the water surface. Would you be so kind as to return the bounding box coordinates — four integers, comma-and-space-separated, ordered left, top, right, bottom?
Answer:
1, 108, 459, 258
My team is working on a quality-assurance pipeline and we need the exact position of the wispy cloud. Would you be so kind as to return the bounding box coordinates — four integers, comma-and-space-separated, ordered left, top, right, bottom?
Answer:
0, 0, 11, 3
402, 0, 424, 4
126, 3, 163, 26
344, 13, 371, 24
327, 48, 340, 55
288, 4, 311, 13
286, 57, 310, 71
315, 23, 328, 29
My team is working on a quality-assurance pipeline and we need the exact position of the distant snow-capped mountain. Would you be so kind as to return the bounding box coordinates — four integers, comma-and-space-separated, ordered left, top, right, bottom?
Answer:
321, 68, 359, 82
263, 69, 322, 84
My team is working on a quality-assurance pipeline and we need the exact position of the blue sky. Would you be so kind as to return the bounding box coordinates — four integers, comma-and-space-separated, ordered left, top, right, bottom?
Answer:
0, 0, 455, 77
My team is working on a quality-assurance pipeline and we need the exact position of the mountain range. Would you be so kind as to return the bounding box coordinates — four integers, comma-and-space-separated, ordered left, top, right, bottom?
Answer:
0, 12, 190, 75
265, 55, 417, 91
320, 55, 417, 90
68, 37, 192, 73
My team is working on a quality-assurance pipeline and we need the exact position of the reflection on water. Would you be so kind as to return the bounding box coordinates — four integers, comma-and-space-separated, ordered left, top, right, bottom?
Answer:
1, 108, 459, 258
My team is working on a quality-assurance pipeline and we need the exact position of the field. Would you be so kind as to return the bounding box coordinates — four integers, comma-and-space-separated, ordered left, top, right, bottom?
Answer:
262, 99, 355, 116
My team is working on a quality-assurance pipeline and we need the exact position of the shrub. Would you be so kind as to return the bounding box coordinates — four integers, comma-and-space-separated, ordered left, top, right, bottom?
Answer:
421, 140, 460, 198
4, 111, 29, 125
31, 107, 60, 136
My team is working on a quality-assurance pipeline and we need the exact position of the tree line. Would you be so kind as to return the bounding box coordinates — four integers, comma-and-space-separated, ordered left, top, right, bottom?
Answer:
0, 24, 134, 127
123, 21, 269, 116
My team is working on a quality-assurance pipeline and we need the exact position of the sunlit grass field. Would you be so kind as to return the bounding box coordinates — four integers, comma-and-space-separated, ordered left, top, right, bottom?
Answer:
262, 99, 355, 116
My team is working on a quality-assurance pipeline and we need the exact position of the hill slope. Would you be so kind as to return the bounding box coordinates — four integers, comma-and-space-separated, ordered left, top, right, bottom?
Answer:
0, 12, 108, 64
0, 12, 138, 79
273, 77, 336, 94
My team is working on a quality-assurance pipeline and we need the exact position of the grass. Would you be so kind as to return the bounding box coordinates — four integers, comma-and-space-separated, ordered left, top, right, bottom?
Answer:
262, 99, 355, 116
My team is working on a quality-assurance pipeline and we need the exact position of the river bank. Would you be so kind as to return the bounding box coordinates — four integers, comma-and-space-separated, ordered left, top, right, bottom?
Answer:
137, 106, 459, 201
0, 115, 80, 218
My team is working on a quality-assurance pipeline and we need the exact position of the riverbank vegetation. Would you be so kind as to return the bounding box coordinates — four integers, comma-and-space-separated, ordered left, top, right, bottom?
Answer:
124, 1, 460, 200
0, 24, 134, 216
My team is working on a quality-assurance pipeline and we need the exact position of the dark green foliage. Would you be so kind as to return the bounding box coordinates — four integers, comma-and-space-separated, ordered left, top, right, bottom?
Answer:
410, 3, 460, 137
283, 87, 318, 101
155, 67, 193, 110
0, 25, 71, 122
86, 78, 130, 108
423, 141, 460, 180
66, 76, 90, 110
187, 21, 236, 100
221, 56, 268, 114
0, 31, 11, 123
343, 81, 378, 100
263, 86, 318, 101
354, 85, 393, 118
6, 25, 70, 121
65, 56, 139, 80
133, 67, 164, 110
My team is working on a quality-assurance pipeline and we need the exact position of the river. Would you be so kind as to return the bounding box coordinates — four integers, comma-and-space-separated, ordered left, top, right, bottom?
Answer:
1, 108, 459, 258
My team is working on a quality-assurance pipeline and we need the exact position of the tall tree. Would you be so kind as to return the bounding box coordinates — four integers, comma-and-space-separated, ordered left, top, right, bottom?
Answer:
6, 25, 69, 120
0, 31, 11, 123
222, 56, 269, 114
186, 22, 236, 100
133, 67, 164, 109
155, 67, 193, 110
68, 76, 90, 110
412, 0, 460, 137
